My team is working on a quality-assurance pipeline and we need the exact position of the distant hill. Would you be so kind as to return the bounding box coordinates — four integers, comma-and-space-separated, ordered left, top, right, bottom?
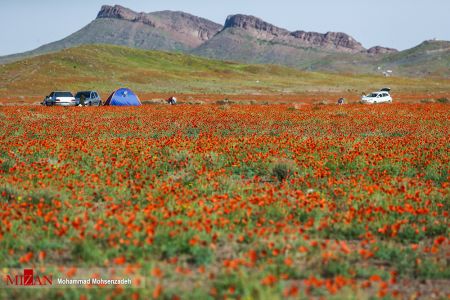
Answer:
192, 15, 369, 71
379, 40, 450, 77
0, 5, 449, 78
193, 14, 450, 77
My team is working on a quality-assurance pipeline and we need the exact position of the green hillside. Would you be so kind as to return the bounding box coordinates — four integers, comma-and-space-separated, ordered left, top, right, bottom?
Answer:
381, 41, 450, 77
0, 44, 449, 100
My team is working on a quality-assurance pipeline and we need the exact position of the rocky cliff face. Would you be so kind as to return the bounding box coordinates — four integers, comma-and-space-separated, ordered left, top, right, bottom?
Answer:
223, 14, 364, 53
291, 31, 365, 52
151, 10, 222, 43
224, 14, 289, 37
97, 5, 222, 47
97, 5, 154, 25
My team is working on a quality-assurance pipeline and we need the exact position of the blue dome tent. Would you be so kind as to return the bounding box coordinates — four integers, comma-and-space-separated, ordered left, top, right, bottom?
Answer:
104, 88, 141, 106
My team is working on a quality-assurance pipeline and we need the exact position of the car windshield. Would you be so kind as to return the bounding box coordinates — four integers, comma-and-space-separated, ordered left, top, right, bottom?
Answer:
75, 92, 91, 99
368, 93, 379, 97
55, 92, 73, 97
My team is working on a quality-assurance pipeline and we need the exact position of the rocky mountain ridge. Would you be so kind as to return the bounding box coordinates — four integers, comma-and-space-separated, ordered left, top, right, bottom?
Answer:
223, 14, 366, 53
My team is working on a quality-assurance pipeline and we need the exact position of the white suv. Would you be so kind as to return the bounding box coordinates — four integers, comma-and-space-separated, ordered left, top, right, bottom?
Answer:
361, 88, 392, 104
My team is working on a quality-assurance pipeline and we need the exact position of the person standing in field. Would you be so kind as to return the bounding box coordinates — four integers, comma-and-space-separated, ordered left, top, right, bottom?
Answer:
80, 94, 86, 106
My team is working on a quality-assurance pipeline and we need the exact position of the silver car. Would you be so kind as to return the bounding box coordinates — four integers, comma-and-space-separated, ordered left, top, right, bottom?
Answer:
75, 91, 102, 106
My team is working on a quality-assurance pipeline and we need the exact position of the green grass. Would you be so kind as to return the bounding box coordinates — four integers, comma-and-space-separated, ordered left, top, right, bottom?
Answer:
1, 44, 449, 101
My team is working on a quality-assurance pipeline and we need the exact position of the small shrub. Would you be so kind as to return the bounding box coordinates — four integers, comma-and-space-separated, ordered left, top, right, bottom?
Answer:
186, 100, 205, 105
436, 97, 449, 104
271, 162, 290, 182
314, 99, 329, 105
186, 127, 200, 138
141, 99, 165, 105
72, 239, 103, 262
322, 260, 350, 278
216, 98, 235, 105
0, 184, 19, 201
1, 159, 15, 172
28, 189, 58, 204
0, 185, 57, 204
420, 98, 435, 104
334, 111, 348, 117
219, 104, 231, 110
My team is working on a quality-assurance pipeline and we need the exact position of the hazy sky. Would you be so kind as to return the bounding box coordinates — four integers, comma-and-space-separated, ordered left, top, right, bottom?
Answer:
1, 0, 449, 56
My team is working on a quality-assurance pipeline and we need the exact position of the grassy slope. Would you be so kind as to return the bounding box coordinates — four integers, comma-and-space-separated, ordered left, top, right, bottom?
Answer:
381, 41, 450, 77
0, 44, 449, 102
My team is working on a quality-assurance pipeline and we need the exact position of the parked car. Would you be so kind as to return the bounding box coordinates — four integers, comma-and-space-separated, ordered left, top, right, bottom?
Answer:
75, 91, 102, 106
42, 91, 77, 106
361, 88, 392, 104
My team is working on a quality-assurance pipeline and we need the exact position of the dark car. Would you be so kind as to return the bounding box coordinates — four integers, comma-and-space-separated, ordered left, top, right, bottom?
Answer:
75, 91, 102, 106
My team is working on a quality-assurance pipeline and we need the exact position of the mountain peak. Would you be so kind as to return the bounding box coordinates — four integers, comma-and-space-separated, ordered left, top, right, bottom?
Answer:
224, 14, 289, 36
97, 5, 156, 27
97, 5, 138, 20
